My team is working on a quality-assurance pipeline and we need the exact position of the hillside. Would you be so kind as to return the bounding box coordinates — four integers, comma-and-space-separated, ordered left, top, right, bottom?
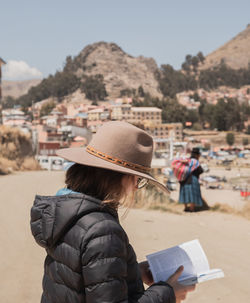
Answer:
3, 29, 250, 107
201, 24, 250, 70
67, 41, 162, 98
2, 79, 42, 98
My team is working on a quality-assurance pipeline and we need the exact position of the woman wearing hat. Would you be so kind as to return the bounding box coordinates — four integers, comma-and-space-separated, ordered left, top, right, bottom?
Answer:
30, 121, 195, 303
179, 148, 204, 212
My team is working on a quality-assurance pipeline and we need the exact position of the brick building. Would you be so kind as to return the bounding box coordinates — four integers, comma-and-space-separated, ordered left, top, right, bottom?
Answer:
144, 122, 183, 141
111, 104, 162, 124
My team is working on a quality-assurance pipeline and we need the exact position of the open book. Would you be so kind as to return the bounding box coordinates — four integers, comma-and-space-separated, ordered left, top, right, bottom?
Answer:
146, 239, 224, 285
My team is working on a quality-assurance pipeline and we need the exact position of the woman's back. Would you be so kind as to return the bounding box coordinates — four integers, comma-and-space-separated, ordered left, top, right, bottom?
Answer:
31, 193, 145, 303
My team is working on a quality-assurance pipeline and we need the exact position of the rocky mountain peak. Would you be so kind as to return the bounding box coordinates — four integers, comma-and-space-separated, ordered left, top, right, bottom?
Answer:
73, 41, 162, 98
201, 24, 250, 70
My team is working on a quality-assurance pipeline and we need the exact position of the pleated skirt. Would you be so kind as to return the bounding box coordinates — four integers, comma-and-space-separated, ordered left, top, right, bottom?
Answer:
179, 175, 203, 206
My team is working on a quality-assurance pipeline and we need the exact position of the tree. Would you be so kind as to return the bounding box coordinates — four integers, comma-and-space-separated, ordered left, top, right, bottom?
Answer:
81, 74, 107, 101
242, 138, 249, 146
185, 55, 192, 65
226, 133, 235, 146
160, 98, 188, 124
2, 96, 17, 109
40, 101, 56, 117
192, 122, 203, 131
159, 64, 197, 98
225, 98, 242, 131
191, 56, 199, 71
181, 62, 190, 72
120, 88, 136, 97
14, 71, 81, 108
212, 99, 227, 130
181, 52, 205, 74
138, 86, 145, 97
63, 56, 74, 73
197, 51, 205, 63
209, 98, 242, 131
186, 109, 199, 125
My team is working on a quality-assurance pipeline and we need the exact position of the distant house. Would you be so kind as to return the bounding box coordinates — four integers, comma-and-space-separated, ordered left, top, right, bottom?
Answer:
38, 142, 61, 156
75, 112, 88, 127
58, 125, 92, 143
144, 122, 183, 141
110, 104, 162, 124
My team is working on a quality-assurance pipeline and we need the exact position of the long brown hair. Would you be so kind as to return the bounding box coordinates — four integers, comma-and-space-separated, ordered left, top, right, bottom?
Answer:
65, 163, 132, 209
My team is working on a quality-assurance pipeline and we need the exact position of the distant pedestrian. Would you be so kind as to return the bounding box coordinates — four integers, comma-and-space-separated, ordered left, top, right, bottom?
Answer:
179, 148, 204, 212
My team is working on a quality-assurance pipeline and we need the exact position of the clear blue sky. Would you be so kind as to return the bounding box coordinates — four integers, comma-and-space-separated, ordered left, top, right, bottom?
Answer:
1, 0, 249, 80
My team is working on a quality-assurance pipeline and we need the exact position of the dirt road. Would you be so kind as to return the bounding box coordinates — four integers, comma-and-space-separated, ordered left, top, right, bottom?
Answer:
0, 171, 249, 303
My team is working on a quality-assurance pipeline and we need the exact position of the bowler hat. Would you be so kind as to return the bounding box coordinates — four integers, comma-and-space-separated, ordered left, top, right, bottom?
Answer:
57, 121, 169, 193
191, 147, 201, 155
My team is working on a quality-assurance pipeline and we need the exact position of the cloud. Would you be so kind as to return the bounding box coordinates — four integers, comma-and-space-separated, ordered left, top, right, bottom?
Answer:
2, 60, 43, 81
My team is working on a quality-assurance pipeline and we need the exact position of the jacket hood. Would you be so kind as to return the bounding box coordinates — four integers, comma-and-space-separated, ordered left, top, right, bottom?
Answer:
30, 193, 111, 249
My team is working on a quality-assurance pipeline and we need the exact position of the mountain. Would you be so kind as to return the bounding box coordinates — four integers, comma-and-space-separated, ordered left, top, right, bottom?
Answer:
2, 79, 42, 98
66, 42, 162, 98
3, 28, 250, 106
201, 24, 250, 70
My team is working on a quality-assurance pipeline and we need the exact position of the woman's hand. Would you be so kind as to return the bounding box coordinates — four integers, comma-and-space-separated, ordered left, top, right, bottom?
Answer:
167, 266, 196, 303
139, 261, 154, 286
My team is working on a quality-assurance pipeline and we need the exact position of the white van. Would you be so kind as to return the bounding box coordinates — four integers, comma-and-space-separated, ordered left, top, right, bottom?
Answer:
36, 155, 64, 170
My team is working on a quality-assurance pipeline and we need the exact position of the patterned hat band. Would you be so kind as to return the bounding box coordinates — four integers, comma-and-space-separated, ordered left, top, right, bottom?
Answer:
86, 145, 151, 174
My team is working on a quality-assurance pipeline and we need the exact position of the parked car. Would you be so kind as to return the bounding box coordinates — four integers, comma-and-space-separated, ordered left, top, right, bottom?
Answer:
200, 175, 225, 189
166, 178, 178, 191
51, 158, 64, 170
206, 183, 223, 189
201, 163, 209, 173
209, 175, 227, 182
36, 155, 49, 170
36, 155, 64, 170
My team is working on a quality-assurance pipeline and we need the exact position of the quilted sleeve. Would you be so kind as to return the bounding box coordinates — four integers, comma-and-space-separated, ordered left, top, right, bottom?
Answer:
81, 218, 175, 303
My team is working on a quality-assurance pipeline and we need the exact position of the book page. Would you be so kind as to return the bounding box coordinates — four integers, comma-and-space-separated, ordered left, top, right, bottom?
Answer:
147, 245, 196, 282
179, 239, 210, 275
198, 269, 224, 283
146, 239, 210, 283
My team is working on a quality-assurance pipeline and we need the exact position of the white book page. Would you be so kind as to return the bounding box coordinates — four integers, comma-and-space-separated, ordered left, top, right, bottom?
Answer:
179, 239, 210, 275
147, 245, 196, 282
198, 268, 224, 283
147, 239, 210, 283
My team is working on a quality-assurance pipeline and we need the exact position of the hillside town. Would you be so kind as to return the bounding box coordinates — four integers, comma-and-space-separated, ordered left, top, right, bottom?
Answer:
1, 98, 183, 168
176, 86, 250, 109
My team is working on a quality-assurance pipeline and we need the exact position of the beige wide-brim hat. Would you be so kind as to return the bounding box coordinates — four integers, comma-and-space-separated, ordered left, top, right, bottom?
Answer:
57, 121, 169, 193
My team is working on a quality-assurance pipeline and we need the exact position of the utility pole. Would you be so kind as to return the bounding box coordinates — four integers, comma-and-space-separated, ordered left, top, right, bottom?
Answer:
0, 58, 6, 124
169, 130, 174, 160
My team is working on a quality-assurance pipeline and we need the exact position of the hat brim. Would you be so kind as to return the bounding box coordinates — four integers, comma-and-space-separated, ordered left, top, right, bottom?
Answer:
57, 147, 170, 194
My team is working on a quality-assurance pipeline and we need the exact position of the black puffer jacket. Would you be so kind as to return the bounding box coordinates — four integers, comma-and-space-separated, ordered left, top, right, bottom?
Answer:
30, 193, 176, 303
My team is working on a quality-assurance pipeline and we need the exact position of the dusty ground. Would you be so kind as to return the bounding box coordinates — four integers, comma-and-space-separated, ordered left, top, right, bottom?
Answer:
0, 170, 250, 303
